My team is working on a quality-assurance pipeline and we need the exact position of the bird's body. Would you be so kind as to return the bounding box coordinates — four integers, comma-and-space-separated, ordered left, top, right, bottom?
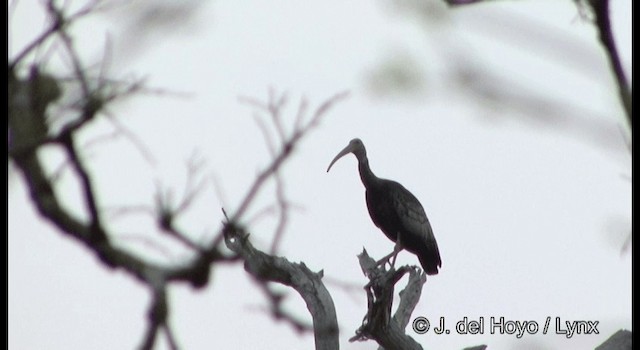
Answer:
328, 138, 441, 275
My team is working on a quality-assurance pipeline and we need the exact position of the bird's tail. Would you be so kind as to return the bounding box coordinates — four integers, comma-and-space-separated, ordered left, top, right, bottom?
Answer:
417, 243, 441, 275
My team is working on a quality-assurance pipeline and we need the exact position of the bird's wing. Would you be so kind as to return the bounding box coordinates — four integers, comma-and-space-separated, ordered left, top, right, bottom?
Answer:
389, 182, 442, 272
389, 182, 433, 237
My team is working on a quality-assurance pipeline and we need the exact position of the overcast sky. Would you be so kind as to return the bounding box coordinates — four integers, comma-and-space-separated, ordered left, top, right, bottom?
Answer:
9, 1, 631, 349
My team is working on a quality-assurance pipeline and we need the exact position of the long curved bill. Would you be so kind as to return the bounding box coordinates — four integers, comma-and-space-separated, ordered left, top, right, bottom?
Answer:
326, 144, 354, 172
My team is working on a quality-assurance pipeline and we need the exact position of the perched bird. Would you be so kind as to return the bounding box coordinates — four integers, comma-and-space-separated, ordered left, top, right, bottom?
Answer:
327, 138, 441, 275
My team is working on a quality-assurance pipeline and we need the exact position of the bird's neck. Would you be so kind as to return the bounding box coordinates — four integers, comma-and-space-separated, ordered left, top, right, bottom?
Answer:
357, 156, 379, 188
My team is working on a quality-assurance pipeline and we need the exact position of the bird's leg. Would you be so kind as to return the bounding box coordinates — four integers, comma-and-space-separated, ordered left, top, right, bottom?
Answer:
375, 240, 403, 269
389, 240, 402, 268
374, 251, 395, 269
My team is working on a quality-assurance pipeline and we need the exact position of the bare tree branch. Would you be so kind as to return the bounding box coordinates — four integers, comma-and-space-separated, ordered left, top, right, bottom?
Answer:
154, 159, 209, 253
586, 0, 632, 132
10, 35, 347, 347
9, 1, 630, 349
393, 267, 427, 333
223, 222, 339, 350
595, 329, 632, 350
10, 6, 306, 347
140, 286, 173, 350
61, 133, 108, 243
269, 171, 289, 254
350, 249, 425, 350
8, 0, 105, 71
230, 91, 349, 223
100, 113, 158, 165
163, 323, 180, 350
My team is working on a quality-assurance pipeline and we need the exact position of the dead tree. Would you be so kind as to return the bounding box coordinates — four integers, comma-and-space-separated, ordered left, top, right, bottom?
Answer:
9, 1, 629, 350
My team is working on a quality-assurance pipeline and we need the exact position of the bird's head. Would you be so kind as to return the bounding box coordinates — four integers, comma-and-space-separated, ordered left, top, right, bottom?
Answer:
326, 138, 367, 172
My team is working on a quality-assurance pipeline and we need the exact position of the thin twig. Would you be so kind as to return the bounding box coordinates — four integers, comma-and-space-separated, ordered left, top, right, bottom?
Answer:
154, 180, 206, 253
230, 91, 349, 223
53, 4, 91, 98
256, 281, 314, 333
588, 0, 632, 132
163, 324, 180, 350
269, 172, 289, 254
252, 113, 277, 157
103, 112, 158, 165
293, 96, 309, 132
267, 88, 288, 143
9, 0, 105, 70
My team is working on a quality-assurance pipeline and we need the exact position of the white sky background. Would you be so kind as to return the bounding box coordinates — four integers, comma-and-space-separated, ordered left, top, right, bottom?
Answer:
8, 1, 631, 349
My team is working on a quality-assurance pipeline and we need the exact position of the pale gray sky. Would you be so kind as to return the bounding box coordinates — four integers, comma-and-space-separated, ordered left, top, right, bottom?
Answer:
9, 1, 631, 349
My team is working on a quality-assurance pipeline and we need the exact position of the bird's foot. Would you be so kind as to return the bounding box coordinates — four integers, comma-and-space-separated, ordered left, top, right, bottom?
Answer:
374, 251, 399, 271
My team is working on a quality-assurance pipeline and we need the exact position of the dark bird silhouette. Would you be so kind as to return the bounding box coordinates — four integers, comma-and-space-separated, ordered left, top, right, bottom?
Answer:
327, 138, 441, 275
